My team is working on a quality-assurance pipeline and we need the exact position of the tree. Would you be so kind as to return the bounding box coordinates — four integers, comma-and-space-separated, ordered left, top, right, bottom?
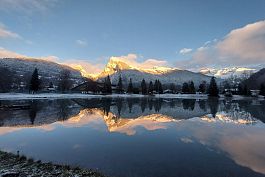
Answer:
189, 81, 196, 94
208, 77, 219, 97
260, 84, 265, 96
58, 69, 73, 93
158, 80, 163, 94
243, 84, 250, 96
154, 80, 159, 93
127, 78, 133, 94
237, 83, 244, 95
198, 81, 206, 93
148, 81, 154, 94
30, 68, 40, 93
103, 75, 112, 94
141, 79, 147, 95
169, 83, 176, 93
0, 66, 14, 92
117, 75, 123, 94
182, 82, 189, 93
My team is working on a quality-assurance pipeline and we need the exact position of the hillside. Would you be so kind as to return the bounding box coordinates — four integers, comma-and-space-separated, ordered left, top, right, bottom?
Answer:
244, 68, 265, 89
0, 58, 84, 88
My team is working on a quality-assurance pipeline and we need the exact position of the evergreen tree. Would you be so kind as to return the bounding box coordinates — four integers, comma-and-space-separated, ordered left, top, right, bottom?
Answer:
260, 84, 265, 96
141, 79, 147, 95
182, 82, 189, 93
208, 77, 219, 97
198, 81, 206, 93
103, 75, 112, 94
117, 75, 123, 94
243, 84, 250, 96
158, 80, 163, 94
237, 83, 244, 95
189, 81, 196, 94
30, 68, 40, 93
127, 78, 133, 94
148, 81, 154, 94
154, 80, 159, 93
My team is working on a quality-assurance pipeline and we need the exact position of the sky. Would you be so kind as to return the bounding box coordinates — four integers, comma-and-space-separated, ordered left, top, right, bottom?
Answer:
0, 0, 265, 74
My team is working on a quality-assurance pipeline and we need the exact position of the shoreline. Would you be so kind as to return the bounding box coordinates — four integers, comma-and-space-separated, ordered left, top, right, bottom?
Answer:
0, 93, 263, 100
0, 150, 106, 177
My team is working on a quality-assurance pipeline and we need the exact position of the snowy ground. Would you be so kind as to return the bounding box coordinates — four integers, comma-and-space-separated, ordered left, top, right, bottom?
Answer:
0, 93, 263, 100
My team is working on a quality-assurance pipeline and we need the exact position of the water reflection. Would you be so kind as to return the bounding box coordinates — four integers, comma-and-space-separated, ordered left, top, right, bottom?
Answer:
0, 98, 264, 177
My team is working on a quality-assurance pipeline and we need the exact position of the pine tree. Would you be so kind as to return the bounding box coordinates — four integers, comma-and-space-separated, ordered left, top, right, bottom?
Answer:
237, 83, 244, 95
117, 75, 123, 94
189, 81, 196, 94
154, 80, 159, 93
127, 78, 133, 94
148, 81, 154, 94
260, 84, 265, 96
243, 84, 250, 96
141, 79, 147, 95
208, 77, 219, 97
198, 81, 206, 93
182, 82, 189, 93
30, 68, 40, 93
158, 80, 163, 94
103, 75, 112, 94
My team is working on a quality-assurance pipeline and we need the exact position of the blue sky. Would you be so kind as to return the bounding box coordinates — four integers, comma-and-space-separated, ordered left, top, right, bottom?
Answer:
0, 0, 265, 73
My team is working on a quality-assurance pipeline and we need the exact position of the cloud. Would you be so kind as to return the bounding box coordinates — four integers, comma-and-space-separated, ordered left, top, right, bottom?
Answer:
0, 0, 59, 14
76, 39, 87, 47
0, 47, 26, 58
0, 25, 21, 39
109, 53, 168, 69
179, 48, 193, 55
177, 20, 265, 69
64, 60, 104, 77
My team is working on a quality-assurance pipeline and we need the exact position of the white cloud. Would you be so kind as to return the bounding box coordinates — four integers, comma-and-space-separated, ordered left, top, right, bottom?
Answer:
0, 25, 21, 39
0, 0, 59, 14
0, 47, 26, 58
179, 48, 193, 55
76, 39, 87, 46
178, 20, 265, 69
109, 53, 168, 69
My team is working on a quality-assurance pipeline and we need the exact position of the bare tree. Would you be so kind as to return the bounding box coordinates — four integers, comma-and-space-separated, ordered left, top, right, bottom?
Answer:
58, 70, 73, 93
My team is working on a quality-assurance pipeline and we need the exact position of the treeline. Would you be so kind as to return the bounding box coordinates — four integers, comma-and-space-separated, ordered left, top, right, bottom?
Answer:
99, 75, 220, 97
0, 66, 74, 93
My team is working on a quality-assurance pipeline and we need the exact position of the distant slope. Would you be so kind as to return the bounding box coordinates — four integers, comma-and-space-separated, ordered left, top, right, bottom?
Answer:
0, 58, 84, 87
244, 68, 265, 89
97, 58, 212, 86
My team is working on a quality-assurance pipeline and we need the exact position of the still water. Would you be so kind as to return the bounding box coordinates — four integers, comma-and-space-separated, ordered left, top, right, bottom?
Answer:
0, 98, 265, 177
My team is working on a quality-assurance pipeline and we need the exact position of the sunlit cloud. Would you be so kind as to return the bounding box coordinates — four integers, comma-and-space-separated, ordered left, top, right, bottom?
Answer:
0, 24, 21, 39
177, 20, 265, 69
0, 47, 26, 58
109, 53, 169, 69
179, 48, 193, 55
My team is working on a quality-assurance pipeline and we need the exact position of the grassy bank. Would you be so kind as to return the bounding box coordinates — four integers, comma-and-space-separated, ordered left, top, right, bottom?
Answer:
0, 151, 106, 177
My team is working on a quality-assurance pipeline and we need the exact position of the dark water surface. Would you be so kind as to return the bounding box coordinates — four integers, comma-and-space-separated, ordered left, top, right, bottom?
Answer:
0, 98, 265, 177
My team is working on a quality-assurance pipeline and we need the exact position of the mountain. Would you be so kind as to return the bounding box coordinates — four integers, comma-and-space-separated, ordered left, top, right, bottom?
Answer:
199, 67, 256, 79
244, 68, 265, 89
97, 58, 212, 86
0, 58, 84, 88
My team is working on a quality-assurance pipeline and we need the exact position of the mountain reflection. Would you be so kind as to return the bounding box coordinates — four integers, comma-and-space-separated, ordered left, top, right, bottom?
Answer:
0, 98, 264, 129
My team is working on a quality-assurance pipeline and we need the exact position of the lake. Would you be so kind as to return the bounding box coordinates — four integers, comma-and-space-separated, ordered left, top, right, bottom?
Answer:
0, 98, 265, 177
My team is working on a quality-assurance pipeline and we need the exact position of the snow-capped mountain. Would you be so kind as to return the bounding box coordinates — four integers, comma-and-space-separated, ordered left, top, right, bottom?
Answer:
199, 67, 256, 79
97, 58, 212, 86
